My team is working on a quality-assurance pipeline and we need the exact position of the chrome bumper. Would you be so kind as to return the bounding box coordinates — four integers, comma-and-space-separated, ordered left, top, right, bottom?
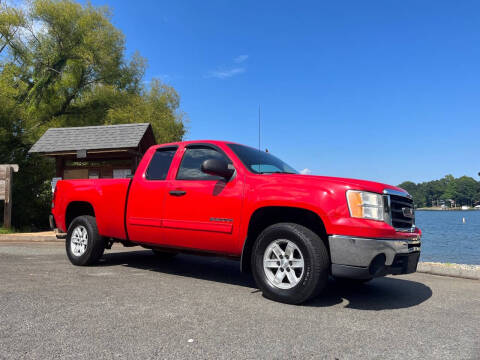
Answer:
329, 234, 421, 279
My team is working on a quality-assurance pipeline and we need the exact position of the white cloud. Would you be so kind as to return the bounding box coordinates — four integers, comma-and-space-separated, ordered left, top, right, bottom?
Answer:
300, 168, 312, 175
206, 54, 249, 80
206, 67, 245, 79
234, 54, 249, 63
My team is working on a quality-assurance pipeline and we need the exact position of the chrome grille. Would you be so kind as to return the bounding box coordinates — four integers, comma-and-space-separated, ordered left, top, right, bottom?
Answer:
389, 194, 415, 230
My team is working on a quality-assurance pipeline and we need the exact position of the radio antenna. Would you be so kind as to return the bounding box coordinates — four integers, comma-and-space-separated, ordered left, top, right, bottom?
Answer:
258, 105, 261, 151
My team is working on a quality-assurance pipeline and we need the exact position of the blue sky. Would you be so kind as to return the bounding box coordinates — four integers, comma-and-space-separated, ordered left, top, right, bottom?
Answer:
82, 0, 479, 185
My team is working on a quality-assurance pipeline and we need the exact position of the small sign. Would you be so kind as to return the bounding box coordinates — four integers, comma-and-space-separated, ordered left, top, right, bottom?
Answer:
76, 149, 87, 159
0, 165, 18, 177
51, 177, 62, 193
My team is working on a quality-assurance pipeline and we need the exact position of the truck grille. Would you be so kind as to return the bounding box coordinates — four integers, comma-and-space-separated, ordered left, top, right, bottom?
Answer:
389, 194, 415, 230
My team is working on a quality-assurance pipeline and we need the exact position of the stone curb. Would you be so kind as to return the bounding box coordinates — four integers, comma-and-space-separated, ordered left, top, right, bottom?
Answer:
0, 232, 59, 242
417, 262, 480, 280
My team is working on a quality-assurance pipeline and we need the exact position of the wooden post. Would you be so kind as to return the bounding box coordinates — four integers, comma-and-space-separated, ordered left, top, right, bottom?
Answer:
3, 166, 12, 229
1, 165, 18, 229
55, 157, 64, 178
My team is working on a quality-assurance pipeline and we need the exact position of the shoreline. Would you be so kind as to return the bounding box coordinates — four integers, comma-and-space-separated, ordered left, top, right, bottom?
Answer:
416, 207, 479, 211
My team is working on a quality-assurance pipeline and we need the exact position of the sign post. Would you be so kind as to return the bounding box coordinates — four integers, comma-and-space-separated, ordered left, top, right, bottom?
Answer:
0, 165, 19, 229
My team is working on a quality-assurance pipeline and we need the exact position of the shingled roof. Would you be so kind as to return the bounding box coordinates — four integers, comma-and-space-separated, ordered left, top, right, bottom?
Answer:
29, 123, 154, 153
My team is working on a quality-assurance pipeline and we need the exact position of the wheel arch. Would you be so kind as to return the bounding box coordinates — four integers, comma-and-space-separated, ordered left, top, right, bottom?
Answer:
240, 206, 329, 273
65, 201, 96, 231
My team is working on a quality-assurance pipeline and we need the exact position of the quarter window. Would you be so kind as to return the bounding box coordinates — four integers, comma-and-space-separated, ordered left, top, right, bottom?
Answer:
146, 147, 177, 180
177, 146, 231, 180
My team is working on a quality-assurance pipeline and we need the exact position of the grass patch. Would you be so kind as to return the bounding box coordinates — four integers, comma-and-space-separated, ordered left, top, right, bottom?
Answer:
0, 227, 14, 234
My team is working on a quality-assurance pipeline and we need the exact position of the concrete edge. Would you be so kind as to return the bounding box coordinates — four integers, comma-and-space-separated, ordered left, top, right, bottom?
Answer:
417, 262, 480, 280
0, 232, 60, 242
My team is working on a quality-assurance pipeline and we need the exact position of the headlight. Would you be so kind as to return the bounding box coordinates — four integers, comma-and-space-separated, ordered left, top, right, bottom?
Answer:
346, 190, 385, 221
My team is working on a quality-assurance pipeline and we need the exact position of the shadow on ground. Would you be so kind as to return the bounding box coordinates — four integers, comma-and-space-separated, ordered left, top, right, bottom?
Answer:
306, 276, 432, 310
101, 249, 432, 311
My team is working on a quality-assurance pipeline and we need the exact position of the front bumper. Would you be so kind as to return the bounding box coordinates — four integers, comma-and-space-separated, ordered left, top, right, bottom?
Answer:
329, 234, 421, 279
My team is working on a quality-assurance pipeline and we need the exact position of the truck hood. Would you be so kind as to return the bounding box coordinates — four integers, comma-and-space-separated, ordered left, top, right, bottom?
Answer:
267, 174, 408, 195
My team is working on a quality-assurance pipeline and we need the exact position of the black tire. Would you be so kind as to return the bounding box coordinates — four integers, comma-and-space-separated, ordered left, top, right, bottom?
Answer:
151, 249, 178, 259
66, 215, 105, 266
251, 223, 330, 305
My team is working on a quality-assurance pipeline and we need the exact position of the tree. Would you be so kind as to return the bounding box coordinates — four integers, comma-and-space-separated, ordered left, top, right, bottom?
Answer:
398, 181, 427, 207
398, 175, 480, 208
453, 176, 477, 206
0, 0, 186, 229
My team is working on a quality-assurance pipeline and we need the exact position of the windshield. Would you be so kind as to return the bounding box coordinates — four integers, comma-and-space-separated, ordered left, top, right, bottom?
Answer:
228, 143, 298, 174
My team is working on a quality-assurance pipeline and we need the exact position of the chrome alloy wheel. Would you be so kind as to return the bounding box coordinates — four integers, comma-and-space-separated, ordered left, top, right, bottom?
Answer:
263, 239, 305, 290
70, 225, 88, 257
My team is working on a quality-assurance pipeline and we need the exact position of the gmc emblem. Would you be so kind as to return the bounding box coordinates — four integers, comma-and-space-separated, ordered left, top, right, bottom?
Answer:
402, 207, 414, 218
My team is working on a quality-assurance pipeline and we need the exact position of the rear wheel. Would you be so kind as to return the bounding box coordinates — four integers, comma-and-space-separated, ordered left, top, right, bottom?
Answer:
251, 223, 330, 304
66, 215, 105, 266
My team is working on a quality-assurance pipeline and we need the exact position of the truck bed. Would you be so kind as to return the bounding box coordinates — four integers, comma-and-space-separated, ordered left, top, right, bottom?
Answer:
54, 179, 131, 239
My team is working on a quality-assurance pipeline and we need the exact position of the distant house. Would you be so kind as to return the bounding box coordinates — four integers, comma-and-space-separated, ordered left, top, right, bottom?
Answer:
29, 123, 156, 180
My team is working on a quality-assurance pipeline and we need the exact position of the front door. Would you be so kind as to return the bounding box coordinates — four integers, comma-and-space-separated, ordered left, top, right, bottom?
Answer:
162, 144, 244, 254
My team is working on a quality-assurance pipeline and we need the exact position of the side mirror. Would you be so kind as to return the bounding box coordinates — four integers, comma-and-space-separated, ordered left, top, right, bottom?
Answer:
201, 159, 234, 180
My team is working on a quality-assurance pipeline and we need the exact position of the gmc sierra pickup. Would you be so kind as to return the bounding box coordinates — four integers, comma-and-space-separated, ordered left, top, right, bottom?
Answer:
50, 140, 421, 304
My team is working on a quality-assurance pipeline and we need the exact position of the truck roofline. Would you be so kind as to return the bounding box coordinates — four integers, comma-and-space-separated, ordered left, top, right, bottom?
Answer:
151, 140, 237, 150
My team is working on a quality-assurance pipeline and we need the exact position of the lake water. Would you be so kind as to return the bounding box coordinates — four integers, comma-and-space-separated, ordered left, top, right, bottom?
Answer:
416, 210, 480, 265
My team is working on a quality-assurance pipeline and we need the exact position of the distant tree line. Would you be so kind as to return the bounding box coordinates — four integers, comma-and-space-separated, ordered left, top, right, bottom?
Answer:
398, 175, 480, 208
0, 0, 186, 230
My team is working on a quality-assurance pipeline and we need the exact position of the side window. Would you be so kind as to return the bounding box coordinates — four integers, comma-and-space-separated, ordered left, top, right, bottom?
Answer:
177, 146, 231, 181
146, 148, 177, 180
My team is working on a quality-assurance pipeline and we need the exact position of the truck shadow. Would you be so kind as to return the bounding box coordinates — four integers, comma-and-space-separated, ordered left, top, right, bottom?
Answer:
100, 249, 432, 311
306, 277, 433, 310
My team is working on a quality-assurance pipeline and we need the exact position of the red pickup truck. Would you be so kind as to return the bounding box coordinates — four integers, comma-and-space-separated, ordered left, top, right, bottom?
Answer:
50, 140, 421, 304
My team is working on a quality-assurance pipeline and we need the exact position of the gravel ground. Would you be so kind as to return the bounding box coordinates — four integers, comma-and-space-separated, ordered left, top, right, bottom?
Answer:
0, 242, 479, 360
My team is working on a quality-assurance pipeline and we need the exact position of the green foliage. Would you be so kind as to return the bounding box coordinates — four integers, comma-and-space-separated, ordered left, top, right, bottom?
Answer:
0, 0, 186, 230
105, 79, 187, 144
398, 175, 480, 208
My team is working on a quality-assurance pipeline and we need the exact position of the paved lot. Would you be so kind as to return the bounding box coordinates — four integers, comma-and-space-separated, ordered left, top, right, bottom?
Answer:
0, 242, 479, 360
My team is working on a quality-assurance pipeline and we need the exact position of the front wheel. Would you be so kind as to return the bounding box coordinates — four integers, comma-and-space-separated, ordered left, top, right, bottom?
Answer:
251, 223, 330, 304
66, 215, 105, 266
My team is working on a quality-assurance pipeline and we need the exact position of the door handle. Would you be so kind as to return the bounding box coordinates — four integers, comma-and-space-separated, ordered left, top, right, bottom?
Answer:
169, 190, 187, 197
